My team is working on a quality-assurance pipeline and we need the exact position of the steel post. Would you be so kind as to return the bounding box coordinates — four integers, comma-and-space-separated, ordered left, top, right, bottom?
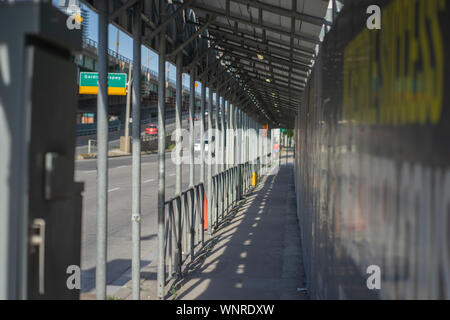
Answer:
229, 103, 234, 169
221, 96, 225, 172
157, 1, 166, 300
175, 53, 183, 196
215, 91, 219, 175
259, 122, 262, 175
200, 79, 206, 243
200, 80, 206, 183
236, 108, 241, 200
231, 104, 236, 202
124, 64, 133, 153
174, 52, 183, 276
189, 68, 195, 261
96, 0, 108, 300
220, 94, 225, 217
131, 2, 142, 300
207, 86, 213, 234
189, 68, 195, 188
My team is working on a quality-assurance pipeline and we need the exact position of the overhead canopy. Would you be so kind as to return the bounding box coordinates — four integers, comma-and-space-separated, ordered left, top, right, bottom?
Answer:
81, 0, 333, 127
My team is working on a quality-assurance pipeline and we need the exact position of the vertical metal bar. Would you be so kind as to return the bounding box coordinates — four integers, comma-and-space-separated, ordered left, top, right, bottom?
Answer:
131, 2, 142, 301
286, 134, 288, 164
157, 0, 167, 301
214, 91, 219, 175
174, 197, 181, 276
261, 122, 265, 174
189, 68, 195, 188
220, 94, 225, 217
214, 91, 220, 225
200, 79, 206, 243
124, 64, 133, 153
96, 0, 108, 301
175, 53, 182, 196
248, 115, 251, 190
229, 103, 234, 169
236, 108, 241, 200
200, 80, 206, 183
241, 111, 244, 164
223, 99, 228, 212
245, 113, 248, 164
259, 122, 262, 175
189, 68, 195, 261
253, 119, 257, 173
221, 96, 225, 172
243, 113, 246, 191
175, 52, 183, 277
267, 128, 270, 169
231, 104, 235, 203
279, 128, 281, 167
231, 102, 235, 203
256, 121, 260, 174
227, 102, 232, 204
207, 85, 213, 234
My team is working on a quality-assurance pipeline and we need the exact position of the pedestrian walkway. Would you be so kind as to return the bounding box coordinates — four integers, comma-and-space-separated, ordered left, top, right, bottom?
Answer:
170, 160, 307, 300
107, 156, 307, 300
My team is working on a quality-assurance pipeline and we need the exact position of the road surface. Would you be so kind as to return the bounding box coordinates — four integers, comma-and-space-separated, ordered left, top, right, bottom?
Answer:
75, 113, 189, 156
75, 121, 210, 295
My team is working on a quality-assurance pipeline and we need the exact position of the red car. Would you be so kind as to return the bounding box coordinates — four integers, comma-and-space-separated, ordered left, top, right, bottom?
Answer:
187, 114, 198, 121
145, 124, 158, 135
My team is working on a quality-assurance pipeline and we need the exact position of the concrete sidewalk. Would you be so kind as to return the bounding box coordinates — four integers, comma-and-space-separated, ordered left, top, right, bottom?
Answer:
171, 160, 307, 300
108, 157, 307, 300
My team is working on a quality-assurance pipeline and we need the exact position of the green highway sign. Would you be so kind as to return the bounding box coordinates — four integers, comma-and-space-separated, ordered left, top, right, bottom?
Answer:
79, 72, 127, 95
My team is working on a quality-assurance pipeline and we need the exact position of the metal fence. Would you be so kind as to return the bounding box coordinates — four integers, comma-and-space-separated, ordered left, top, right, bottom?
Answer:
76, 118, 153, 137
210, 161, 256, 230
163, 183, 205, 282
161, 155, 271, 289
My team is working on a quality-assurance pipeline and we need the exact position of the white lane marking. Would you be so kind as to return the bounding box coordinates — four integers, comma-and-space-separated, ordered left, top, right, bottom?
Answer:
169, 173, 176, 176
84, 170, 96, 174
108, 187, 120, 193
143, 179, 155, 183
117, 165, 128, 169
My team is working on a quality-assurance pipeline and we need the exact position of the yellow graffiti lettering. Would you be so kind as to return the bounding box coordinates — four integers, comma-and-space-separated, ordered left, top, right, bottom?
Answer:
342, 0, 445, 126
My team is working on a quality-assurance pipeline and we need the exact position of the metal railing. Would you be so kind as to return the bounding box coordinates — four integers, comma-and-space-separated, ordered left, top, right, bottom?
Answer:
163, 183, 205, 282
77, 120, 120, 136
210, 160, 261, 230
161, 155, 272, 289
76, 118, 154, 137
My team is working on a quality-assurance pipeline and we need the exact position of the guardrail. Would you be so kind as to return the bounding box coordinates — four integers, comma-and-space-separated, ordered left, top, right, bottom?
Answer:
210, 160, 259, 230
77, 120, 121, 137
76, 118, 154, 137
164, 183, 205, 281
162, 154, 272, 288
